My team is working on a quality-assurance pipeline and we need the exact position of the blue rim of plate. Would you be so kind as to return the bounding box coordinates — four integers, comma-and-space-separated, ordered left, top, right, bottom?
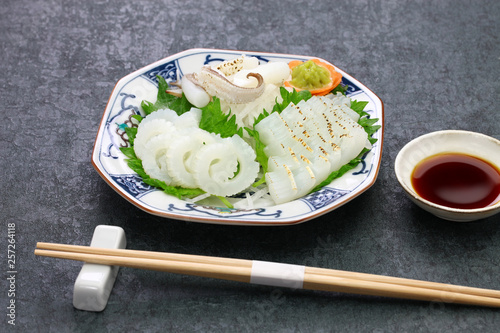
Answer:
92, 48, 384, 225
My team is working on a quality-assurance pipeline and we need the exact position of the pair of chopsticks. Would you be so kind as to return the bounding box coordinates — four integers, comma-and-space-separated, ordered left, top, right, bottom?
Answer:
35, 242, 500, 308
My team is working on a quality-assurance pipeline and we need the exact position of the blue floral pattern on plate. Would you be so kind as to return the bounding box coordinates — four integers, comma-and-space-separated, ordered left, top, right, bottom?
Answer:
92, 49, 384, 225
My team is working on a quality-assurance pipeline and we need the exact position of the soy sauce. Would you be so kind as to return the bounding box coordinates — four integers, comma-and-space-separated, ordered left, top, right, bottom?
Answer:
411, 153, 500, 209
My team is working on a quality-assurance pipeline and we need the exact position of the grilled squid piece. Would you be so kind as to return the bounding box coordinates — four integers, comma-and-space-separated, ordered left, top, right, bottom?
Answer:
194, 66, 266, 104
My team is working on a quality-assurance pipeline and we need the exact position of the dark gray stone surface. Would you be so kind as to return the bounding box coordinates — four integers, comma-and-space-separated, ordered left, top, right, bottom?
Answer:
2, 0, 500, 331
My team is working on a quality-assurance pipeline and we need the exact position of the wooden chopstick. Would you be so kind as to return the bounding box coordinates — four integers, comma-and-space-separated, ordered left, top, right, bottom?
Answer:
35, 249, 252, 282
35, 243, 500, 308
36, 242, 500, 300
305, 266, 500, 300
36, 242, 250, 268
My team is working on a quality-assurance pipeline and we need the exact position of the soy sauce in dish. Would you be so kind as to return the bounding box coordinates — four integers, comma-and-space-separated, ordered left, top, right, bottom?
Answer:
411, 153, 500, 209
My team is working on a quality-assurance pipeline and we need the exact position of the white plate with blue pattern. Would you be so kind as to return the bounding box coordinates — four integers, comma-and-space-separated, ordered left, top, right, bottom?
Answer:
92, 48, 384, 225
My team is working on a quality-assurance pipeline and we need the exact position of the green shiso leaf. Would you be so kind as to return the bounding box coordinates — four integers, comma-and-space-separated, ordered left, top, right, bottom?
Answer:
350, 100, 369, 115
123, 127, 138, 145
199, 97, 243, 138
141, 75, 194, 116
272, 87, 312, 114
330, 83, 349, 95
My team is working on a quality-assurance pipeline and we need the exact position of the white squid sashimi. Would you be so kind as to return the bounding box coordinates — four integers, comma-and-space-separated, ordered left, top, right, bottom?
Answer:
231, 62, 291, 88
257, 111, 314, 161
192, 135, 259, 197
181, 75, 211, 108
295, 99, 367, 165
141, 133, 176, 184
213, 55, 259, 76
134, 119, 176, 160
140, 108, 179, 126
293, 166, 317, 197
256, 95, 370, 204
265, 165, 298, 205
165, 129, 218, 188
268, 155, 300, 173
269, 154, 316, 198
173, 107, 202, 128
322, 94, 360, 121
309, 155, 333, 181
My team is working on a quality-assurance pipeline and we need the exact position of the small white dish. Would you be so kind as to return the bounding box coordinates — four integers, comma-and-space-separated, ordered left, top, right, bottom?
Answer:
395, 130, 500, 222
92, 48, 384, 225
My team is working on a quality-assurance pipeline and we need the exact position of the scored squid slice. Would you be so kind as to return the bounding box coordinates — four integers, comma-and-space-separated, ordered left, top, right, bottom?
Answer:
140, 108, 179, 126
255, 95, 369, 204
322, 94, 360, 121
295, 98, 367, 165
173, 107, 202, 128
293, 165, 317, 197
133, 119, 176, 160
141, 133, 176, 184
192, 135, 259, 197
265, 165, 298, 205
267, 154, 317, 201
165, 129, 218, 188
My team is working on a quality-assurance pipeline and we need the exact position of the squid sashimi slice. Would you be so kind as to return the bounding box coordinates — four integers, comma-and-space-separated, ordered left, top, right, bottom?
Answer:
270, 154, 316, 198
268, 155, 300, 172
181, 75, 211, 108
296, 98, 367, 166
192, 135, 259, 197
265, 165, 298, 205
231, 62, 291, 88
257, 111, 317, 162
322, 94, 360, 121
309, 155, 332, 181
255, 112, 287, 152
134, 119, 176, 160
283, 103, 343, 169
141, 133, 176, 184
140, 108, 179, 126
165, 130, 218, 188
255, 95, 372, 204
319, 108, 367, 165
213, 55, 259, 77
293, 166, 317, 197
173, 107, 202, 128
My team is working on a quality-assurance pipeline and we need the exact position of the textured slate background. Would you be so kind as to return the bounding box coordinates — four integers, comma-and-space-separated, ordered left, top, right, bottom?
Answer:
2, 0, 500, 331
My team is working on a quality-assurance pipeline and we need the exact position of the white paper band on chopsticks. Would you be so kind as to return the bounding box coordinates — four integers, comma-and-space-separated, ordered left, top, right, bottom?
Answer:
250, 260, 305, 289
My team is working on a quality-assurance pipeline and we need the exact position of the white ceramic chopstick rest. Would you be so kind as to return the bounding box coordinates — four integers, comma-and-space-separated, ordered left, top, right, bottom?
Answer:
73, 225, 126, 312
250, 261, 305, 289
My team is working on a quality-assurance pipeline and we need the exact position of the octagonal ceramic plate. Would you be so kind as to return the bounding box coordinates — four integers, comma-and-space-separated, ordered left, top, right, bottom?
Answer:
92, 48, 384, 225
